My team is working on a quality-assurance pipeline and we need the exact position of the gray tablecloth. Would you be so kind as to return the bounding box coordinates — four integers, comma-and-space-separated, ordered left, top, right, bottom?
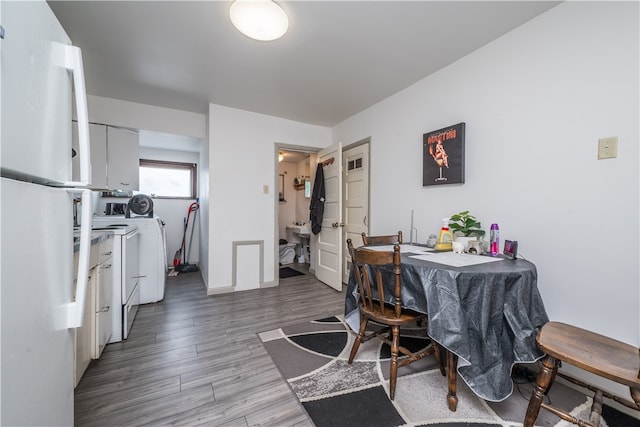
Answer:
344, 253, 549, 402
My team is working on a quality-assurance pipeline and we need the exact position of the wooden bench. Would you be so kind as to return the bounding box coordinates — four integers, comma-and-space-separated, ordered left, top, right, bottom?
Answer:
524, 321, 640, 427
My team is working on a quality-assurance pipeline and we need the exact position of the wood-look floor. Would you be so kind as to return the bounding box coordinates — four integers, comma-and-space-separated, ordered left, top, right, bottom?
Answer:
75, 264, 346, 426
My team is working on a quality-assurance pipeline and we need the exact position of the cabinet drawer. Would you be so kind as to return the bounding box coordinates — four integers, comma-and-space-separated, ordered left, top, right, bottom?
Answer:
92, 258, 113, 359
98, 236, 114, 264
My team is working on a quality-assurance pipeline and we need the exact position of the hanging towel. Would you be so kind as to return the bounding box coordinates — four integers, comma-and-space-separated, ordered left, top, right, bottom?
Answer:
310, 162, 325, 235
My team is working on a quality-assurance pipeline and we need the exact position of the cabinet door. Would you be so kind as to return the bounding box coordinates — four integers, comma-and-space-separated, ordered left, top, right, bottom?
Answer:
123, 231, 140, 297
94, 258, 113, 358
74, 271, 95, 387
72, 122, 108, 189
106, 126, 139, 191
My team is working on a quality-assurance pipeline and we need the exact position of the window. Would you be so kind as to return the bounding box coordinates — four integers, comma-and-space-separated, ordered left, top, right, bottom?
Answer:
139, 159, 197, 199
347, 157, 363, 171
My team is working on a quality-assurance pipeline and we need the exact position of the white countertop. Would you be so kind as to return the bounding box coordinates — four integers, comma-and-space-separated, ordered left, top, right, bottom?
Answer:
73, 229, 114, 252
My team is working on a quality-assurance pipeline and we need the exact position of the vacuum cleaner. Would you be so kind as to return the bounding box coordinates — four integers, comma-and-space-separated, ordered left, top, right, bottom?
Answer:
174, 201, 200, 273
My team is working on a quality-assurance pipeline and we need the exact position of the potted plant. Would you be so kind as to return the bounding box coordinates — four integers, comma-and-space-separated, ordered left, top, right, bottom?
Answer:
449, 211, 485, 251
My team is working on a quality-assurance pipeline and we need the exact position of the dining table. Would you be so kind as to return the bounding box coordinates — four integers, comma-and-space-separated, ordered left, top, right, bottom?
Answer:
344, 244, 549, 410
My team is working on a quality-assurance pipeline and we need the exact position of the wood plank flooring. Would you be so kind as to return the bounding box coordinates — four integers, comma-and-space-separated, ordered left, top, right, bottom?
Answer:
75, 264, 346, 426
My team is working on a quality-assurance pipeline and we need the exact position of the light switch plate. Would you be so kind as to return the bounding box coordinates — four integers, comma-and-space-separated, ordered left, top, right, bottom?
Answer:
598, 136, 618, 159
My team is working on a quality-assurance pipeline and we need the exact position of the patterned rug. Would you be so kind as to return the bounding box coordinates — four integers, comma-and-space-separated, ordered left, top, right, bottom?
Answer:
258, 316, 639, 427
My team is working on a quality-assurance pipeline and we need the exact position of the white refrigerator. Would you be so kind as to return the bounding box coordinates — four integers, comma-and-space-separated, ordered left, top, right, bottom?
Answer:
1, 1, 93, 425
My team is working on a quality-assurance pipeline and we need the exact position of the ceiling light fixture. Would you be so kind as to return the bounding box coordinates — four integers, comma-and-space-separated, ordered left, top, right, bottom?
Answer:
278, 151, 284, 162
229, 0, 289, 42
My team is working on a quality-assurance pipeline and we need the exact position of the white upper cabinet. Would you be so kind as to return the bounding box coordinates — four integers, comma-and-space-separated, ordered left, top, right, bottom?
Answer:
72, 123, 139, 191
72, 122, 107, 189
107, 126, 139, 191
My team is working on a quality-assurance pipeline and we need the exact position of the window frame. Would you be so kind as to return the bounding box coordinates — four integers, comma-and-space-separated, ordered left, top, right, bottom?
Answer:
139, 159, 197, 199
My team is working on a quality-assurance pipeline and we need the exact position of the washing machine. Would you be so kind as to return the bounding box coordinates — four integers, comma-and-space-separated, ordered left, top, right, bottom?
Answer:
92, 215, 167, 304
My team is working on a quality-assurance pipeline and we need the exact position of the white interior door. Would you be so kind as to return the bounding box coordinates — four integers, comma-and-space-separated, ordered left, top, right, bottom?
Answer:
314, 142, 342, 290
342, 143, 369, 283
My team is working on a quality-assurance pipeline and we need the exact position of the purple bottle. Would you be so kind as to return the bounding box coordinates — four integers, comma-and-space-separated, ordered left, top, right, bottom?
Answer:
490, 223, 500, 256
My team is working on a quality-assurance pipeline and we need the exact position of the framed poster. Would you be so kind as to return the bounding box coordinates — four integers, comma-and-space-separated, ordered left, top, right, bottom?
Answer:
423, 122, 465, 186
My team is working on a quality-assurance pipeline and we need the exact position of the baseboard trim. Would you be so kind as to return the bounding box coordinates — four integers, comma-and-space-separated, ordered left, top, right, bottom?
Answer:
260, 280, 277, 289
207, 286, 235, 296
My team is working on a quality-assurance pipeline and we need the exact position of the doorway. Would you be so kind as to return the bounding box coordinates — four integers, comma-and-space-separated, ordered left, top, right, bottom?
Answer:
274, 141, 370, 289
276, 147, 317, 277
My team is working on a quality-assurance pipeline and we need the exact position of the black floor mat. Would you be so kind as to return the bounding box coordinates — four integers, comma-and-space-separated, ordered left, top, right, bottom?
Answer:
279, 267, 304, 278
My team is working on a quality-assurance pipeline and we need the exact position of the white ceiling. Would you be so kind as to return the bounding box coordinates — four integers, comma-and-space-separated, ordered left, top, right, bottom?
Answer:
49, 1, 559, 128
138, 129, 204, 152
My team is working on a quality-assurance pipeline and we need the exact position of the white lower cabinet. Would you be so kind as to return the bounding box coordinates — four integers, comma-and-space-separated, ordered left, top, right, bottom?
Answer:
74, 234, 114, 387
92, 238, 113, 358
74, 272, 94, 387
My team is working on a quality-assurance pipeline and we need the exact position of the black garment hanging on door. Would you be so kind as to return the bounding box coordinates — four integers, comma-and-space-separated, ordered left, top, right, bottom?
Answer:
309, 163, 325, 235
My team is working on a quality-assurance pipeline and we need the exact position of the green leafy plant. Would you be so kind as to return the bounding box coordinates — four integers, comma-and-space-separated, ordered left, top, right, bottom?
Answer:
449, 211, 485, 237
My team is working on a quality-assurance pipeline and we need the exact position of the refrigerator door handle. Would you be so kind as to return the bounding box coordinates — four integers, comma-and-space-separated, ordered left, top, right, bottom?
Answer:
66, 189, 93, 328
60, 45, 91, 187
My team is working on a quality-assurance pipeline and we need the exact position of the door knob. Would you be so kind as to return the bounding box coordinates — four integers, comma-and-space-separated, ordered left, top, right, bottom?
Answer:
332, 222, 345, 228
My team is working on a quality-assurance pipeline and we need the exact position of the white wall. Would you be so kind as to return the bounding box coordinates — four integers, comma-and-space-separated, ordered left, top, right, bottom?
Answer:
86, 95, 206, 139
95, 147, 200, 267
198, 126, 210, 287
139, 146, 200, 267
278, 158, 312, 241
333, 0, 639, 393
98, 194, 200, 266
278, 161, 298, 239
295, 159, 312, 223
208, 104, 331, 292
86, 95, 208, 282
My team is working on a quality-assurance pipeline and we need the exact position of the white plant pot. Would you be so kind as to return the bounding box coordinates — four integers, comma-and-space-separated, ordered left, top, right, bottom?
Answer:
454, 236, 477, 252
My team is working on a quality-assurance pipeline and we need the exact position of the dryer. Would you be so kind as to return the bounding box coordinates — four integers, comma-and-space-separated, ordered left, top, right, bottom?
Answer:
92, 215, 167, 305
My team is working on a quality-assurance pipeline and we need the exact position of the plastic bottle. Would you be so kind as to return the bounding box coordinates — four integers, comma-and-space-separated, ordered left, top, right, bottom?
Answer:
490, 223, 500, 256
434, 218, 454, 251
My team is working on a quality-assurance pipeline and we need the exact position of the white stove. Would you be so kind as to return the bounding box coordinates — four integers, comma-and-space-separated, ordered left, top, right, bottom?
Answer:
93, 215, 167, 305
91, 221, 140, 342
92, 223, 138, 235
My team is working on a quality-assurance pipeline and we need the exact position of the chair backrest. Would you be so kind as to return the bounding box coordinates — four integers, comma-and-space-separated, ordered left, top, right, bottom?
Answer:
361, 230, 403, 246
347, 238, 403, 319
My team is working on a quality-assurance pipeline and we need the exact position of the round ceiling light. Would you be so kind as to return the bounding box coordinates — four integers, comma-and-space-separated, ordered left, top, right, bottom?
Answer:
229, 0, 289, 42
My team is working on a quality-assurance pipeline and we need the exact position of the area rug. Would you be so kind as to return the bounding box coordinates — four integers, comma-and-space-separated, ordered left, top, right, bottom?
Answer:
258, 316, 638, 427
279, 266, 305, 278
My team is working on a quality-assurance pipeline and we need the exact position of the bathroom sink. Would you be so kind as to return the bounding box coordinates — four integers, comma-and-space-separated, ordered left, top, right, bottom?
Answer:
286, 224, 310, 244
287, 224, 310, 235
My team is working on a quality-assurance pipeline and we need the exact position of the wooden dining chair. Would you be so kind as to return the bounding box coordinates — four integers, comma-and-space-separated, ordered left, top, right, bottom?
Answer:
346, 238, 444, 400
361, 230, 402, 246
523, 321, 640, 427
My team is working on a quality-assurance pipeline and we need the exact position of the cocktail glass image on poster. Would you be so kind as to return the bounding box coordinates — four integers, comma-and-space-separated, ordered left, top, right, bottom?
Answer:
423, 122, 465, 186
